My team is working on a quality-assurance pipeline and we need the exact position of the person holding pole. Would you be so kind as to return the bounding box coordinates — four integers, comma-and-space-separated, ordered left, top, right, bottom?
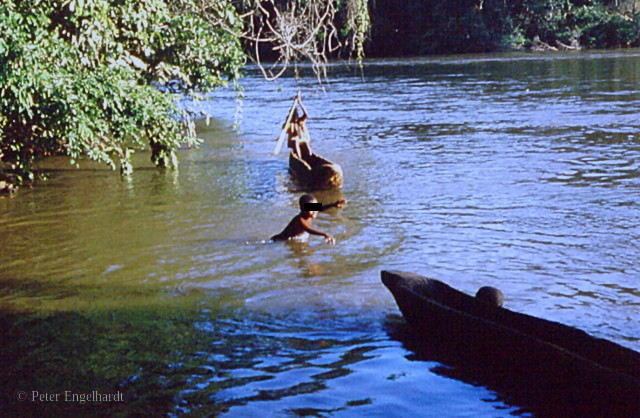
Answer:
273, 93, 312, 161
286, 96, 312, 161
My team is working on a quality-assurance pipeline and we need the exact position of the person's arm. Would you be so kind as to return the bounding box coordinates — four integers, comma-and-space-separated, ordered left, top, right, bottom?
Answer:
303, 224, 328, 237
302, 224, 336, 244
321, 199, 347, 211
297, 99, 309, 122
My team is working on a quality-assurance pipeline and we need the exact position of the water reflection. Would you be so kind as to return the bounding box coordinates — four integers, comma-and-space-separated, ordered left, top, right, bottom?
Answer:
285, 242, 326, 277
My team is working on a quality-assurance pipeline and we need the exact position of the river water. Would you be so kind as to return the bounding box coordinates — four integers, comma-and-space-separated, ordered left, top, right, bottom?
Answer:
1, 50, 639, 416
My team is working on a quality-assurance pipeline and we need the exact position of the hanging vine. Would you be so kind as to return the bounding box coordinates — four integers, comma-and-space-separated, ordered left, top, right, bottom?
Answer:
196, 0, 371, 80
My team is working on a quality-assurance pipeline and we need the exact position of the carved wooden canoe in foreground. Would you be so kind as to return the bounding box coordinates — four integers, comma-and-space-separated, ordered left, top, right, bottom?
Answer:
289, 151, 343, 190
381, 270, 640, 415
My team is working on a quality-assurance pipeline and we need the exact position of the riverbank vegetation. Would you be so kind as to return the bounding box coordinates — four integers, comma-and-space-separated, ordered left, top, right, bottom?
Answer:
0, 0, 242, 192
368, 0, 640, 56
2, 0, 639, 194
0, 0, 368, 193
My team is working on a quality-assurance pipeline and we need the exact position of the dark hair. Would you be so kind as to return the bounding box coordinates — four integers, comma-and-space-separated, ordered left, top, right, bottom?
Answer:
299, 194, 317, 209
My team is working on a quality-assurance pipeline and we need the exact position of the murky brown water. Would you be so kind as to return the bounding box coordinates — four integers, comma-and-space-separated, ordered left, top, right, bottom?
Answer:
1, 49, 639, 416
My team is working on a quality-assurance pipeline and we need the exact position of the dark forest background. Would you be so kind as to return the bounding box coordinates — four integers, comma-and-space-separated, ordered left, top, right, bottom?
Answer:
366, 0, 640, 56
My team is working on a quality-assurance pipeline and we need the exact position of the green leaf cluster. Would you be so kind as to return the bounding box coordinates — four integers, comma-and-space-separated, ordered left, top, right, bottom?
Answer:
0, 0, 245, 182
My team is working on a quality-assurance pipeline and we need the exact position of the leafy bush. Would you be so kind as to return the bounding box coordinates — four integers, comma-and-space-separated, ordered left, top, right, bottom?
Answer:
580, 10, 640, 47
0, 0, 245, 183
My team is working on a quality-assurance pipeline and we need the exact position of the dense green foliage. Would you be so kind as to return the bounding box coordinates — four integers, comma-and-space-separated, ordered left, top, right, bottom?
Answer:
0, 0, 369, 190
0, 0, 244, 185
368, 0, 640, 56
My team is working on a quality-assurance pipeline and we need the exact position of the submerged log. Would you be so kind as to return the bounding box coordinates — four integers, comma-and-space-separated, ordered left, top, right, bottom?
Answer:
382, 270, 640, 415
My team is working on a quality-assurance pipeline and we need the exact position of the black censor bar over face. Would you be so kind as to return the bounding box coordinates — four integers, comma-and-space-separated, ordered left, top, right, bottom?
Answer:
304, 203, 322, 211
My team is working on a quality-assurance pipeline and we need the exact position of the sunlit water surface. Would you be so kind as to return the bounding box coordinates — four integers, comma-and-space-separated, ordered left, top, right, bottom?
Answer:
1, 49, 639, 416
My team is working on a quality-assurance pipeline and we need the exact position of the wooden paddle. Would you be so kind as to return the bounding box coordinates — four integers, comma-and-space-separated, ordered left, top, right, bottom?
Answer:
273, 93, 300, 155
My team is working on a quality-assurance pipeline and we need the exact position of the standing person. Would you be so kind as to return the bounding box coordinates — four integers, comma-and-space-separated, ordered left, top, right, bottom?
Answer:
271, 194, 347, 244
286, 96, 312, 161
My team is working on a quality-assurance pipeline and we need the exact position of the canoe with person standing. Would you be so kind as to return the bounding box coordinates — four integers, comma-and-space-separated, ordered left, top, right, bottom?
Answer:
273, 93, 343, 190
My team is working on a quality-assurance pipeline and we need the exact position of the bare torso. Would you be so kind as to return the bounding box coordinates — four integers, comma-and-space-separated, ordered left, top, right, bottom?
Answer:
271, 213, 324, 242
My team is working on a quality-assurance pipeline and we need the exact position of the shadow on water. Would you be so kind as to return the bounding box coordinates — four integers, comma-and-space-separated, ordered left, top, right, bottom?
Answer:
0, 301, 385, 417
0, 307, 211, 416
385, 318, 546, 416
1, 304, 526, 416
384, 315, 639, 417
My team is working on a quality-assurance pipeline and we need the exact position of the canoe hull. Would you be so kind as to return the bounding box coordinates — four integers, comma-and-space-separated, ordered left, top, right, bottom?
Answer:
382, 270, 640, 415
289, 152, 343, 190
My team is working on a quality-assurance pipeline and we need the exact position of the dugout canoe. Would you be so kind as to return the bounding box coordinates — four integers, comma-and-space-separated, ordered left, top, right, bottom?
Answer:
289, 151, 343, 190
381, 270, 640, 415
